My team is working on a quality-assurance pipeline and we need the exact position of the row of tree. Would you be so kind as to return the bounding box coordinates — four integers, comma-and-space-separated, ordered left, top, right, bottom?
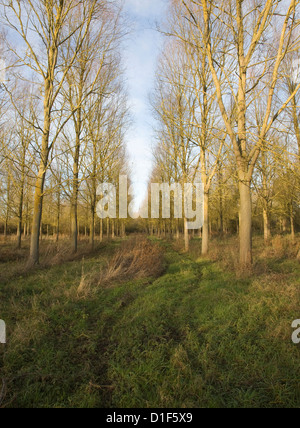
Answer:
146, 0, 300, 264
0, 0, 130, 263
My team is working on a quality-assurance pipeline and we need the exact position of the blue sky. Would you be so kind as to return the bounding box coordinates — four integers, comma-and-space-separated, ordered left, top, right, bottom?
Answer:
123, 0, 168, 209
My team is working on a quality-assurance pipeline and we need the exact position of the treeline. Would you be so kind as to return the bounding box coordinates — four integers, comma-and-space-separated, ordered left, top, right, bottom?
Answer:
0, 0, 130, 263
146, 0, 300, 264
0, 0, 300, 269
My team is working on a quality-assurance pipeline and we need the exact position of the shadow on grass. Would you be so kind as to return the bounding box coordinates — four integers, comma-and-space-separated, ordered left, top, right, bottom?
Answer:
0, 238, 299, 408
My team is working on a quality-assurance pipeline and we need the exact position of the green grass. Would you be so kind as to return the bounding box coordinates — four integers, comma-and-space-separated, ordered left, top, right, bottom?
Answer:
0, 239, 299, 408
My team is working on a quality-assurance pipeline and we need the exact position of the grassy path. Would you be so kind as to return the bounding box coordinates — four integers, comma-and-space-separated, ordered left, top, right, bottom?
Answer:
0, 241, 299, 408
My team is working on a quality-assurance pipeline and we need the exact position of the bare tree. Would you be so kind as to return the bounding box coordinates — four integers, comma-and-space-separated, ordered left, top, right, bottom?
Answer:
0, 0, 99, 264
180, 0, 300, 265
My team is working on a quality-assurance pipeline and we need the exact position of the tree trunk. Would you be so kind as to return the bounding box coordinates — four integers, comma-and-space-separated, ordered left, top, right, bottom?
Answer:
282, 218, 287, 233
239, 180, 253, 266
90, 209, 95, 249
184, 217, 189, 252
111, 220, 115, 239
29, 84, 51, 265
106, 218, 109, 239
4, 173, 11, 239
176, 223, 180, 240
71, 168, 79, 253
4, 219, 7, 238
291, 95, 300, 157
56, 190, 60, 243
17, 222, 21, 248
290, 204, 295, 242
17, 171, 25, 249
202, 192, 209, 255
100, 218, 103, 242
29, 168, 46, 265
263, 206, 271, 243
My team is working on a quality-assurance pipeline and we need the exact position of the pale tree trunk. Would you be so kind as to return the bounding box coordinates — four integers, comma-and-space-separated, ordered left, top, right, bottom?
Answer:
202, 192, 209, 255
56, 179, 61, 243
100, 218, 103, 242
71, 192, 78, 252
90, 140, 97, 249
71, 129, 81, 253
111, 220, 115, 239
30, 172, 45, 263
290, 203, 295, 242
24, 201, 29, 238
263, 206, 271, 243
239, 180, 253, 266
17, 214, 22, 249
218, 167, 224, 234
282, 218, 287, 233
56, 199, 60, 243
176, 220, 180, 240
291, 95, 300, 157
90, 209, 95, 249
29, 136, 49, 264
17, 159, 26, 249
4, 173, 11, 239
106, 218, 109, 239
184, 217, 189, 252
261, 150, 271, 243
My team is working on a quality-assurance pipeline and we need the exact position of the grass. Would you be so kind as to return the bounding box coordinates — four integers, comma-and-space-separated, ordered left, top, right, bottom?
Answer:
0, 236, 299, 408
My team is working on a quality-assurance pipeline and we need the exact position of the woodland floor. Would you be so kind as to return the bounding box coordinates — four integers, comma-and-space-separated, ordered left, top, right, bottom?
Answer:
0, 235, 299, 408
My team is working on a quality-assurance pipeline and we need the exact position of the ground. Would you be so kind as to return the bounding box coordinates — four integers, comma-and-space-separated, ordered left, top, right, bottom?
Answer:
0, 236, 299, 408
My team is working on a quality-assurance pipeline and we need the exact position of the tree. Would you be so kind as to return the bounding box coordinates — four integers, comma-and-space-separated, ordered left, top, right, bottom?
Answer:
153, 41, 199, 251
180, 0, 300, 265
1, 0, 99, 264
61, 1, 125, 253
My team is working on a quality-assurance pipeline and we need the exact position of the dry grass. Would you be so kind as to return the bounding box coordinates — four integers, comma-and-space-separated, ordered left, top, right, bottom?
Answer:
0, 238, 106, 286
79, 237, 165, 292
187, 234, 300, 278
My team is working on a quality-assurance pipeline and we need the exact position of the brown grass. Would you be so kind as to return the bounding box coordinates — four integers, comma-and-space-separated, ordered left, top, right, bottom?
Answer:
99, 237, 165, 287
187, 234, 300, 277
0, 238, 106, 285
76, 237, 165, 296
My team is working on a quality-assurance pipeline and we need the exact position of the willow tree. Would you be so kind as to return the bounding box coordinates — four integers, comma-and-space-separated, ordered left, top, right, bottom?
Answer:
0, 0, 99, 264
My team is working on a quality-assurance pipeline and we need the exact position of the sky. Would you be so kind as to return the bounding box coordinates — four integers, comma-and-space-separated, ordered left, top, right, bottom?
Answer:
122, 0, 168, 210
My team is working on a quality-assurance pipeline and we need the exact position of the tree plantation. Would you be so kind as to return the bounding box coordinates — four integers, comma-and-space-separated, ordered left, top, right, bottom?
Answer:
0, 0, 299, 410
